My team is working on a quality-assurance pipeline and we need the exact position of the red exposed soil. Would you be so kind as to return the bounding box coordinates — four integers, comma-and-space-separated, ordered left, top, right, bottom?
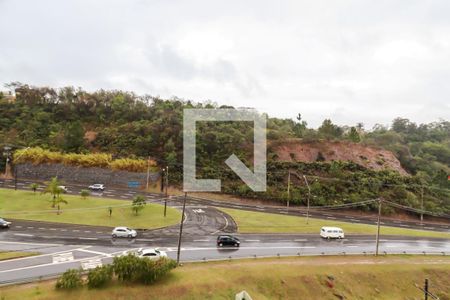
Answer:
270, 139, 408, 175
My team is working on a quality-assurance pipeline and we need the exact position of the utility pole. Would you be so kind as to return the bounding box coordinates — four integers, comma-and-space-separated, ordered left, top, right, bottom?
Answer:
287, 170, 291, 209
420, 186, 424, 224
303, 175, 311, 224
146, 157, 150, 191
164, 166, 168, 217
424, 278, 429, 300
375, 198, 382, 256
176, 192, 187, 264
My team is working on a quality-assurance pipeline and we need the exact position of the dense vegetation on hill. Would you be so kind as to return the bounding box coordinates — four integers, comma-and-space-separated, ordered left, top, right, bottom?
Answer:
1, 83, 449, 214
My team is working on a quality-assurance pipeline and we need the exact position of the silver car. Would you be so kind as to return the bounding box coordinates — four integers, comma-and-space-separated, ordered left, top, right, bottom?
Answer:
112, 227, 137, 238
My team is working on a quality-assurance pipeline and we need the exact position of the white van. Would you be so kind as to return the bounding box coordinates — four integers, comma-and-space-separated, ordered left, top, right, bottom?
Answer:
320, 226, 344, 239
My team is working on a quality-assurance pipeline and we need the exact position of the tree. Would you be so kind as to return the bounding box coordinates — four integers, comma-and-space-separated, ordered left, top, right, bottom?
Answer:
80, 189, 90, 200
131, 195, 146, 216
318, 119, 342, 140
294, 113, 308, 137
30, 183, 39, 193
43, 177, 63, 208
347, 127, 361, 142
63, 121, 84, 152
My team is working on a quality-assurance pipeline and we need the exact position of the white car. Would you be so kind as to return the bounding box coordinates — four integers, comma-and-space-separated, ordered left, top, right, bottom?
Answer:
58, 186, 68, 193
320, 226, 345, 239
122, 248, 168, 260
88, 184, 105, 191
112, 227, 137, 238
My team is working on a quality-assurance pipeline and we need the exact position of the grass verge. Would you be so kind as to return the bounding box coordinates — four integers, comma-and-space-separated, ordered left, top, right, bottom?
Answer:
0, 251, 38, 261
0, 188, 180, 229
220, 207, 450, 239
0, 256, 449, 299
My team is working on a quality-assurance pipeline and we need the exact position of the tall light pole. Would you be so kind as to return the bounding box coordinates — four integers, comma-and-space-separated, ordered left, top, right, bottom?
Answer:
375, 198, 382, 256
286, 170, 291, 210
12, 147, 30, 190
164, 166, 168, 217
303, 175, 311, 224
176, 192, 187, 264
146, 157, 150, 191
3, 146, 12, 177
420, 186, 424, 224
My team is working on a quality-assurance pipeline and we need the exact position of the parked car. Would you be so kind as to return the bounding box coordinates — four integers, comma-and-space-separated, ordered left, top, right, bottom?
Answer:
0, 218, 11, 228
320, 226, 345, 239
58, 186, 68, 193
88, 184, 105, 191
122, 248, 168, 260
112, 227, 137, 238
217, 235, 240, 247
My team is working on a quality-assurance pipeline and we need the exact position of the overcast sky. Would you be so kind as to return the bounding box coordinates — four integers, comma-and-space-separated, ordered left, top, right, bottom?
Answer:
1, 0, 449, 128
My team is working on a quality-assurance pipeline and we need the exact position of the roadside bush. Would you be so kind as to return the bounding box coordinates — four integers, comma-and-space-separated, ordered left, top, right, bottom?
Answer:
80, 189, 90, 199
55, 269, 83, 290
112, 254, 142, 282
112, 254, 177, 284
87, 265, 113, 289
135, 257, 177, 285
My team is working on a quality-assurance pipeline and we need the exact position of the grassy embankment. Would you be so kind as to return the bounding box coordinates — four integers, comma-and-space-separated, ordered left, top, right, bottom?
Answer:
0, 256, 449, 300
0, 188, 180, 229
220, 207, 450, 239
0, 251, 37, 261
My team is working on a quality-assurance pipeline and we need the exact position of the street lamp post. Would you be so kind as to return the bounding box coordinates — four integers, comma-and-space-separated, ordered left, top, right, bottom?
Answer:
375, 198, 383, 256
11, 147, 30, 190
303, 175, 311, 224
176, 192, 187, 264
164, 166, 168, 217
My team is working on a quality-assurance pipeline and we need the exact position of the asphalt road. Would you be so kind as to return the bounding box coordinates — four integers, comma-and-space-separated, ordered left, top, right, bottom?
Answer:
2, 178, 449, 232
0, 178, 449, 285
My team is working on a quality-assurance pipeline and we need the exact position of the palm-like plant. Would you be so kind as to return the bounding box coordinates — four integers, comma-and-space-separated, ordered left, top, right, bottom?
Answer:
43, 177, 63, 208
54, 194, 68, 215
30, 183, 39, 193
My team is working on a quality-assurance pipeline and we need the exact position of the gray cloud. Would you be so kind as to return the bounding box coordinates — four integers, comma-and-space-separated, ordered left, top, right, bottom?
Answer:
1, 0, 449, 127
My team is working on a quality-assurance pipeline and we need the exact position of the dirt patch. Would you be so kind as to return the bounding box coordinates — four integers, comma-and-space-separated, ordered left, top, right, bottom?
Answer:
270, 139, 408, 175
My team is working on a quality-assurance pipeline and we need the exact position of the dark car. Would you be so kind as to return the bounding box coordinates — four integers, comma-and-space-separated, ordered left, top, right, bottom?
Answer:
217, 235, 240, 247
0, 218, 11, 228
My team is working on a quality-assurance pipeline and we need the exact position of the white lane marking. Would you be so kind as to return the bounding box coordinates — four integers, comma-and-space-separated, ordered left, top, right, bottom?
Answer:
60, 229, 67, 232
0, 253, 105, 274
77, 248, 111, 257
0, 247, 87, 264
193, 239, 210, 242
0, 240, 61, 246
345, 245, 359, 248
245, 240, 260, 242
96, 231, 103, 234
49, 228, 57, 231
38, 227, 45, 230
13, 233, 34, 237
73, 230, 80, 232
84, 231, 91, 233
386, 245, 399, 248
27, 227, 34, 229
326, 217, 337, 219
294, 239, 308, 242
78, 237, 98, 240
15, 226, 22, 228
120, 196, 128, 198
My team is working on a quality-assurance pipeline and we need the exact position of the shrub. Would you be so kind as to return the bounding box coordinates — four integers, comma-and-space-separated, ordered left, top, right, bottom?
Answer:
87, 265, 113, 289
80, 189, 90, 199
135, 257, 177, 285
112, 254, 142, 282
112, 254, 177, 284
55, 269, 83, 289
